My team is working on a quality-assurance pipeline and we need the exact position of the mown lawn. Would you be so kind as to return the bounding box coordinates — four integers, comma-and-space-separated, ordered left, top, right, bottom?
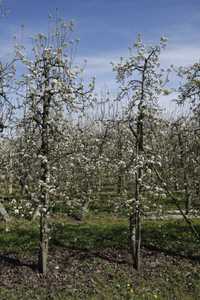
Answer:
0, 215, 200, 299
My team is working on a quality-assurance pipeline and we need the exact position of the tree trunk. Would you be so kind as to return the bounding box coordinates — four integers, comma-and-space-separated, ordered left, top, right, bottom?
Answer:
8, 150, 13, 194
117, 121, 123, 195
117, 174, 122, 195
130, 161, 142, 270
129, 103, 144, 272
38, 56, 50, 274
183, 170, 190, 214
38, 192, 49, 274
38, 123, 50, 274
185, 192, 191, 215
177, 130, 191, 214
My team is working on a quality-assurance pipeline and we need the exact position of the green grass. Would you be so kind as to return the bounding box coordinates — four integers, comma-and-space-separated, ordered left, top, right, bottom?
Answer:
0, 219, 39, 253
51, 215, 128, 250
142, 219, 200, 257
1, 215, 200, 258
0, 215, 200, 299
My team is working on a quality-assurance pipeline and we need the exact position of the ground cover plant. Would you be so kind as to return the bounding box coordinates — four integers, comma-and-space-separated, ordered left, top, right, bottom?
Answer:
1, 216, 200, 299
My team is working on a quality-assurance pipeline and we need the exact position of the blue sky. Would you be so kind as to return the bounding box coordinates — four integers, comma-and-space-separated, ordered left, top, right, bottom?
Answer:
1, 0, 200, 111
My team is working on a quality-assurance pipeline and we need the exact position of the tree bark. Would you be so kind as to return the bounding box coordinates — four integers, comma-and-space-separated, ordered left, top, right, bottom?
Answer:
38, 56, 50, 274
8, 150, 13, 194
129, 58, 146, 271
129, 110, 144, 272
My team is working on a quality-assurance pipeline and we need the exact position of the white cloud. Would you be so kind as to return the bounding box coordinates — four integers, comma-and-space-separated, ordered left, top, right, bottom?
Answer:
161, 45, 200, 67
77, 42, 200, 96
76, 53, 119, 75
76, 53, 121, 92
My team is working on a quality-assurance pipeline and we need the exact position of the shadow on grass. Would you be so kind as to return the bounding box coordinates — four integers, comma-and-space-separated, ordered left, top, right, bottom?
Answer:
1, 218, 200, 271
0, 224, 39, 271
0, 226, 39, 253
142, 220, 200, 259
0, 253, 37, 271
51, 220, 200, 262
50, 222, 128, 250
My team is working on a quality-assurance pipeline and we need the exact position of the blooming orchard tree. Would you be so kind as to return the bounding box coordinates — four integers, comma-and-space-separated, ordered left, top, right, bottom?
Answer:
17, 19, 94, 274
0, 3, 16, 222
1, 7, 200, 279
177, 62, 200, 212
113, 35, 168, 271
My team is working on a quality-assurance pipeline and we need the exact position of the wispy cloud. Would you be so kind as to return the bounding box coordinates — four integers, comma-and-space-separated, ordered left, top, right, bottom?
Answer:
76, 53, 121, 92
77, 41, 200, 93
161, 45, 200, 67
77, 55, 115, 76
